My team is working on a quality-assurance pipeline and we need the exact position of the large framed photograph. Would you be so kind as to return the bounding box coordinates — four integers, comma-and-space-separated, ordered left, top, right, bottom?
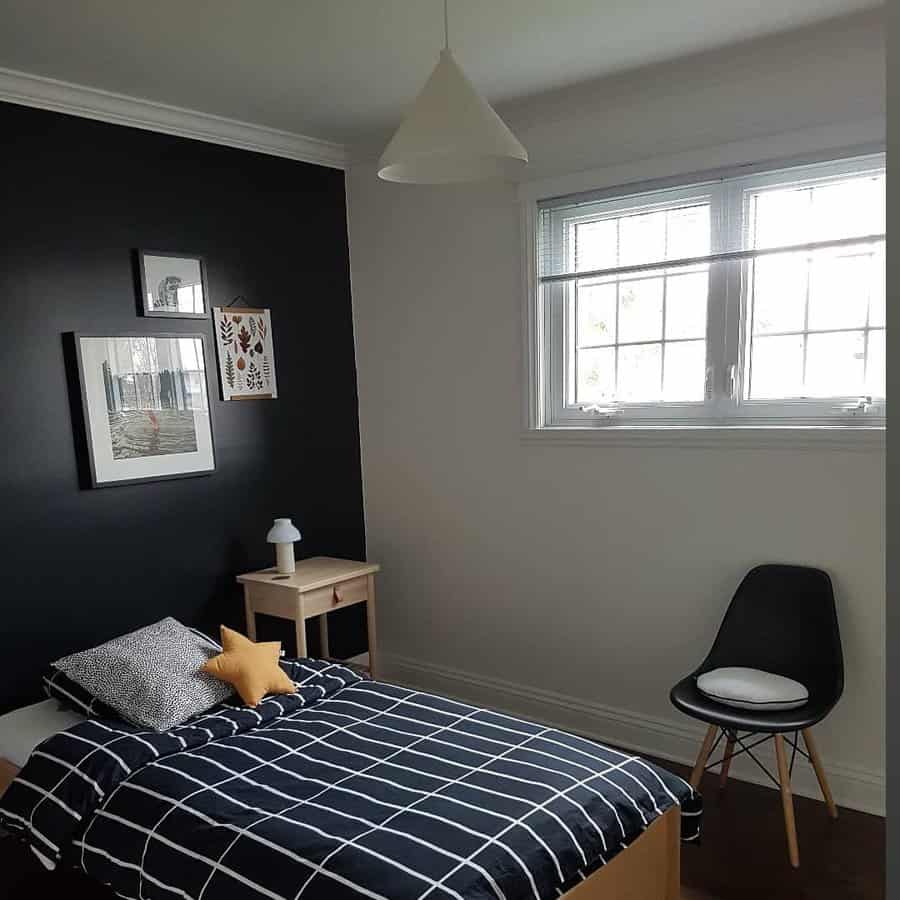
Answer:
212, 306, 278, 400
137, 250, 209, 318
72, 333, 216, 487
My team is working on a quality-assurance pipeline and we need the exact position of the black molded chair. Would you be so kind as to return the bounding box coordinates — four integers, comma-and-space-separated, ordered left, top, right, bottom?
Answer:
670, 564, 843, 867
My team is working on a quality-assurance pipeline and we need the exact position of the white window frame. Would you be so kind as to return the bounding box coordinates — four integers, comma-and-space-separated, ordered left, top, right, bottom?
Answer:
523, 152, 886, 443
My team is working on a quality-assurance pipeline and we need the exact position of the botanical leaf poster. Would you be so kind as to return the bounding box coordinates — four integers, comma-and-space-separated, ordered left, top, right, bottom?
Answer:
212, 307, 278, 400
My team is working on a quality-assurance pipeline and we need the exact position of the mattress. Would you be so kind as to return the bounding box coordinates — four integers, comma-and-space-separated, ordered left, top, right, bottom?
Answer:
0, 698, 85, 768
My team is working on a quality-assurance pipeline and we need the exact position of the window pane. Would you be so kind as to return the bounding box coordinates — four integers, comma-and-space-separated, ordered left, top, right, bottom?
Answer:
866, 330, 885, 397
575, 219, 617, 272
751, 254, 807, 334
807, 252, 870, 331
618, 277, 663, 343
753, 188, 811, 249
665, 271, 708, 339
805, 331, 865, 398
576, 282, 616, 346
619, 210, 666, 266
617, 344, 662, 402
666, 205, 710, 260
869, 248, 885, 327
576, 347, 616, 404
810, 175, 885, 242
749, 334, 804, 398
751, 172, 884, 249
663, 341, 705, 401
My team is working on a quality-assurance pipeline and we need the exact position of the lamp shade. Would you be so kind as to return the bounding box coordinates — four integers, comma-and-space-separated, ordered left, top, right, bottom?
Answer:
378, 49, 528, 184
266, 518, 301, 544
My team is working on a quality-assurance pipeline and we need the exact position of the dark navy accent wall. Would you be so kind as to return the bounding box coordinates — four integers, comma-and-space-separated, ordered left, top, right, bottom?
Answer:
1, 102, 366, 711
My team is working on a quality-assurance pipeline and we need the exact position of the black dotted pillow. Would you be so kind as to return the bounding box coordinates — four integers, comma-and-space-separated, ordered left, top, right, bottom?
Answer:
44, 627, 221, 721
52, 619, 232, 731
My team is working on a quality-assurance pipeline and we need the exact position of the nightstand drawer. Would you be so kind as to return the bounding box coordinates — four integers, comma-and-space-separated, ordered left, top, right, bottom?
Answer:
303, 575, 369, 616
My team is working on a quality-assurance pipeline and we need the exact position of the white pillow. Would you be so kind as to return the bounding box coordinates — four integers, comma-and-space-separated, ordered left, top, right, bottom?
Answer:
696, 667, 809, 711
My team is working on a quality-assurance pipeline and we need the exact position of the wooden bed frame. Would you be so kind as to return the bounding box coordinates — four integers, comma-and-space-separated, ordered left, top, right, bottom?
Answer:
564, 806, 680, 900
0, 759, 681, 899
0, 758, 17, 800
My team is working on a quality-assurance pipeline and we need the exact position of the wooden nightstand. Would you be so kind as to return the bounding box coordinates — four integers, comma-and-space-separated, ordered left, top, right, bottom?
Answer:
237, 557, 381, 677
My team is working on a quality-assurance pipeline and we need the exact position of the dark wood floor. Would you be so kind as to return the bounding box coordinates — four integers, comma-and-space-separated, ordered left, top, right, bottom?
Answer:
1, 759, 884, 900
671, 759, 885, 900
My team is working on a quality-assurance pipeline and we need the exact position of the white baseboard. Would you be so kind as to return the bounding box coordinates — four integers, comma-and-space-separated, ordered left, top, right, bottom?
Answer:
380, 652, 885, 817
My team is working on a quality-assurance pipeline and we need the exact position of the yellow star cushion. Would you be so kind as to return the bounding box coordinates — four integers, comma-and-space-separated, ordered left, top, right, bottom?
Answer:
201, 626, 297, 707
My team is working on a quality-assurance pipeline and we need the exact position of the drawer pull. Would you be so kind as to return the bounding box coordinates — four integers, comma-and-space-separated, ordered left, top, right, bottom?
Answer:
303, 577, 368, 617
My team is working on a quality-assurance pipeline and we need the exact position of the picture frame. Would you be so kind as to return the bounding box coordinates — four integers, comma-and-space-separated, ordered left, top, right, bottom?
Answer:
137, 250, 209, 319
69, 332, 216, 488
212, 306, 278, 400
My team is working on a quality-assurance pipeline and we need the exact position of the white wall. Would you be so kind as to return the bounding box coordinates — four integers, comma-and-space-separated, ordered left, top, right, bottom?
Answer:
347, 11, 886, 813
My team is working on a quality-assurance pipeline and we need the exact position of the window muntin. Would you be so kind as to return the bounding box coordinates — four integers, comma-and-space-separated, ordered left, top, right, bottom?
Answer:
534, 155, 886, 429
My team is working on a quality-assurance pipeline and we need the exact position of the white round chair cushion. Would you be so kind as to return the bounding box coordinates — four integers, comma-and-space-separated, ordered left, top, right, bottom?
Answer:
696, 667, 809, 711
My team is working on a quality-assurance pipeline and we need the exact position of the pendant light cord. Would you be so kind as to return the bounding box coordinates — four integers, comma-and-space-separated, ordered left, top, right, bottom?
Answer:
443, 0, 449, 50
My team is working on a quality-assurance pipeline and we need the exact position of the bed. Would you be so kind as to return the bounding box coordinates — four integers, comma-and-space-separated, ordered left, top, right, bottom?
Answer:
0, 659, 699, 899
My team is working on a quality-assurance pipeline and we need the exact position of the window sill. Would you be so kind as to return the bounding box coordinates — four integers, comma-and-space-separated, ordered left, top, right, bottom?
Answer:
521, 425, 885, 450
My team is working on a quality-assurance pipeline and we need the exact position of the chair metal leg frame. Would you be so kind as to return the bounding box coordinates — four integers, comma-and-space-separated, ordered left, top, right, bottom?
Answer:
706, 730, 785, 789
688, 725, 837, 868
719, 731, 736, 790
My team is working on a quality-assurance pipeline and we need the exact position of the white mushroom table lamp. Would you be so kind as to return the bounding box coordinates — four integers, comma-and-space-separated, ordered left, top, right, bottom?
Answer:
267, 518, 302, 574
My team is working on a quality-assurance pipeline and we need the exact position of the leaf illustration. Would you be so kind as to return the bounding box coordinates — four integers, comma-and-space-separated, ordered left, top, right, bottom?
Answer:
233, 315, 242, 323
247, 360, 263, 391
218, 317, 234, 345
237, 325, 252, 354
262, 355, 271, 385
254, 341, 263, 355
224, 351, 235, 388
236, 356, 246, 371
257, 316, 267, 339
249, 318, 257, 338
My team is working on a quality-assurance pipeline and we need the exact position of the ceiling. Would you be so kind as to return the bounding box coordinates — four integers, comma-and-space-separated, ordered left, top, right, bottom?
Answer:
0, 0, 880, 145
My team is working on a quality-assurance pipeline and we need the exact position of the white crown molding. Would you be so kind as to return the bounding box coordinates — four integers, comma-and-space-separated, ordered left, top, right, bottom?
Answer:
380, 651, 885, 817
0, 66, 348, 169
516, 117, 885, 201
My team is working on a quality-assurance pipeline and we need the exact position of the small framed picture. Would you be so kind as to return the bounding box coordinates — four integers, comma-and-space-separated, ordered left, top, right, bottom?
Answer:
71, 333, 216, 487
212, 306, 278, 400
137, 250, 209, 318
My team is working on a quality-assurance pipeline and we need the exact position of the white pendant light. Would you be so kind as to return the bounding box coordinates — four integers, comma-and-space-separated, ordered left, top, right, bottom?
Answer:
378, 0, 527, 184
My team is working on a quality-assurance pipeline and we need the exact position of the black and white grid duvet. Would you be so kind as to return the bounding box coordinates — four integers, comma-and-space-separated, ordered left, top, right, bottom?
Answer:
1, 659, 701, 899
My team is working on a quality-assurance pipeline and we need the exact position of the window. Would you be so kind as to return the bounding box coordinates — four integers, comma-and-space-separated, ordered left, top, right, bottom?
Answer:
531, 154, 885, 430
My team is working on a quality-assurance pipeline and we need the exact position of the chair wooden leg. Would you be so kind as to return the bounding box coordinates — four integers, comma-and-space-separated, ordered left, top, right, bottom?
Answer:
690, 724, 719, 789
774, 734, 800, 868
719, 731, 736, 790
802, 728, 838, 819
